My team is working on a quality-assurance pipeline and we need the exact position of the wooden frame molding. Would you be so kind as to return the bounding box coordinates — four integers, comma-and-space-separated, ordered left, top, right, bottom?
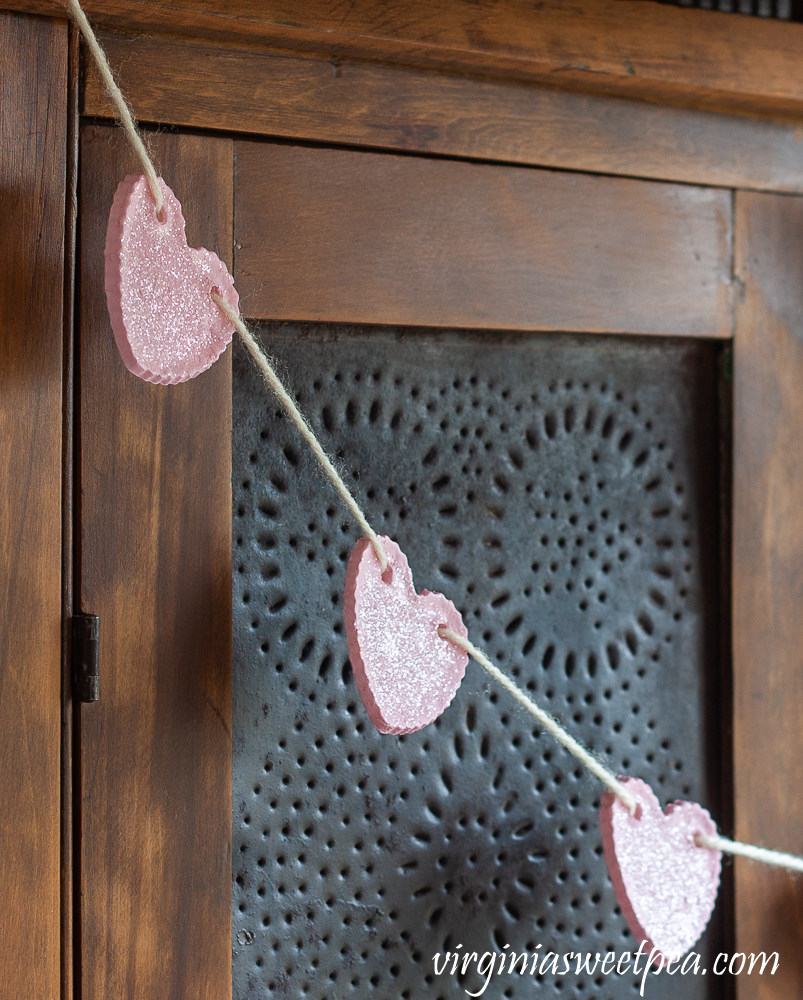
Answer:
10, 0, 803, 116
81, 31, 803, 196
0, 14, 67, 1000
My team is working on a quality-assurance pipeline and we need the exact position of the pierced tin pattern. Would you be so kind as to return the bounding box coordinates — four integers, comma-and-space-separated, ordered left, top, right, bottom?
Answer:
657, 0, 799, 19
233, 327, 725, 999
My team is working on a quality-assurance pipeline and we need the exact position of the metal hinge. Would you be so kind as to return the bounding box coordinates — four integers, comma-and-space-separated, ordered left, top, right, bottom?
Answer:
72, 613, 100, 703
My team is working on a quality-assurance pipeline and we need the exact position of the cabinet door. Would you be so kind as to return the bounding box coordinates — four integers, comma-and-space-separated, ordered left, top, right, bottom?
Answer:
77, 128, 803, 1000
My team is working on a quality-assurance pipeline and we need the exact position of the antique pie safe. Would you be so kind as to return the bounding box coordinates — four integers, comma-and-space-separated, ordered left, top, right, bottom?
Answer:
3, 2, 803, 999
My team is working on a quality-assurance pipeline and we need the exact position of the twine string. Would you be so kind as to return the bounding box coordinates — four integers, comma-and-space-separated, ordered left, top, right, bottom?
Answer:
213, 287, 803, 867
68, 0, 803, 874
67, 0, 164, 215
215, 261, 803, 870
219, 302, 638, 809
696, 834, 803, 874
216, 298, 638, 808
438, 628, 639, 812
213, 294, 389, 574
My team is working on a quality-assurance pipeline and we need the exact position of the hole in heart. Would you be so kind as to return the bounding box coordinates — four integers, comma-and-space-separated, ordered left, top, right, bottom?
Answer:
380, 565, 393, 585
156, 204, 168, 225
435, 622, 452, 641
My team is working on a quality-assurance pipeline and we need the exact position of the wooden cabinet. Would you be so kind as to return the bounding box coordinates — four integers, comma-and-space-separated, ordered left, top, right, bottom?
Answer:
2, 4, 803, 998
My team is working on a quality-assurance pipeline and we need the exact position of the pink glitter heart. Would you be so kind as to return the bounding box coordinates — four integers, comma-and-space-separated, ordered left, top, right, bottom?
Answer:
600, 777, 721, 962
105, 174, 238, 384
344, 536, 468, 735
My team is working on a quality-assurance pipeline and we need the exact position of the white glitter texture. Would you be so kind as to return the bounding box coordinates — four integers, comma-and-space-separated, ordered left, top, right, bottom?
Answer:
344, 536, 468, 735
104, 174, 238, 384
600, 777, 721, 962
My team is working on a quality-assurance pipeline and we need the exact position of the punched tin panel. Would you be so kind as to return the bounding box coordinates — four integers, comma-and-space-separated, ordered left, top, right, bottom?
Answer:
233, 327, 726, 999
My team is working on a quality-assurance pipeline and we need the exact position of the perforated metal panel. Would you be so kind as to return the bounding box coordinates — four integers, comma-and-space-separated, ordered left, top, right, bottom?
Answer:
653, 0, 800, 19
233, 327, 727, 999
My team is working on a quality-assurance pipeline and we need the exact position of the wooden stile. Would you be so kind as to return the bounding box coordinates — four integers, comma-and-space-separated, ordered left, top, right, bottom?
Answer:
0, 14, 68, 1000
732, 191, 803, 999
77, 125, 233, 1000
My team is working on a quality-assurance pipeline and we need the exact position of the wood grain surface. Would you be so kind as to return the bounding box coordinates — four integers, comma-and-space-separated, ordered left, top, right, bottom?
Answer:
0, 13, 67, 1000
733, 191, 803, 997
13, 0, 803, 115
234, 142, 733, 337
78, 125, 232, 1000
82, 31, 803, 195
62, 23, 80, 1000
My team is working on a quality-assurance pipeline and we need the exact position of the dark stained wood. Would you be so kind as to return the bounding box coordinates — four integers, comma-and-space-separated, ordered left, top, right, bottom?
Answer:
234, 142, 733, 337
63, 23, 80, 1000
0, 13, 67, 1000
82, 31, 803, 195
78, 125, 232, 1000
15, 0, 803, 116
733, 191, 803, 996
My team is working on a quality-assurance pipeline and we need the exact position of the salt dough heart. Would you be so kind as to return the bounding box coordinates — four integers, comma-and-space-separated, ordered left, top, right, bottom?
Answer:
344, 536, 468, 735
600, 777, 721, 962
105, 174, 238, 384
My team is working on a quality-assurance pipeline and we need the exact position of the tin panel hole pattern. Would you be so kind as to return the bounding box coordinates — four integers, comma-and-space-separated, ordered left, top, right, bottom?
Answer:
233, 326, 727, 999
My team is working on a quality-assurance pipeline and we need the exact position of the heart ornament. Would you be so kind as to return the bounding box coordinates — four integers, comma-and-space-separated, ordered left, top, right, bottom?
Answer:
105, 174, 238, 384
600, 777, 721, 962
344, 536, 468, 735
